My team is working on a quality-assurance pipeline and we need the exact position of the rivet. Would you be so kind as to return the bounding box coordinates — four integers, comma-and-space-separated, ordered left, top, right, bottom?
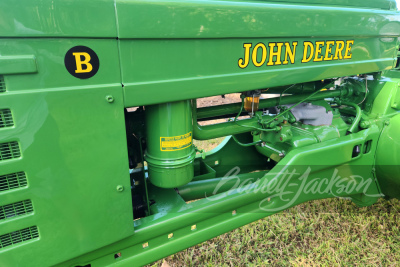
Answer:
168, 233, 173, 239
142, 242, 148, 248
106, 95, 114, 103
191, 225, 197, 231
116, 185, 124, 192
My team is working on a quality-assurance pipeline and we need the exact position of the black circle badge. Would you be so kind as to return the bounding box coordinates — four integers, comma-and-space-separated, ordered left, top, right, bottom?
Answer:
64, 46, 99, 79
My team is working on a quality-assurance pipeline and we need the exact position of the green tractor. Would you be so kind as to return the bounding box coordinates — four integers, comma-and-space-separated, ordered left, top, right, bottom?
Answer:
1, 0, 400, 266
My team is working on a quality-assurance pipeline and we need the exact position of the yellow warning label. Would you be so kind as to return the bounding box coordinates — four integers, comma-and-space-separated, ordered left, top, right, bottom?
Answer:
160, 132, 192, 151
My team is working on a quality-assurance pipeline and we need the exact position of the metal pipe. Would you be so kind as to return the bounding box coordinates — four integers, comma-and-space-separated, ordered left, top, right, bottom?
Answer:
341, 101, 362, 133
193, 100, 278, 140
177, 171, 268, 201
231, 135, 262, 147
193, 88, 349, 140
197, 88, 348, 120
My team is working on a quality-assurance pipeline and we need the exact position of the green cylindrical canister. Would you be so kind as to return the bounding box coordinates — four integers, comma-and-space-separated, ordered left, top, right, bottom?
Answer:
144, 100, 195, 188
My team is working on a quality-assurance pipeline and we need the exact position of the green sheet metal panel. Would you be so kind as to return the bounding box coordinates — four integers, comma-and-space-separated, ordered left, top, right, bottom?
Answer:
0, 0, 117, 38
1, 39, 121, 92
120, 36, 398, 106
116, 0, 400, 38
0, 38, 134, 266
252, 0, 396, 9
116, 0, 400, 107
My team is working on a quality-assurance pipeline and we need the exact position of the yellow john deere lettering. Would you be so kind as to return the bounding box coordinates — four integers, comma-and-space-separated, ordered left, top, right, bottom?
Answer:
160, 132, 192, 151
238, 40, 354, 68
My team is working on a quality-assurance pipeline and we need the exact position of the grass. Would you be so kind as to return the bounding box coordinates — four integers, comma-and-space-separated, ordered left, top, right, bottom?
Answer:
148, 139, 400, 266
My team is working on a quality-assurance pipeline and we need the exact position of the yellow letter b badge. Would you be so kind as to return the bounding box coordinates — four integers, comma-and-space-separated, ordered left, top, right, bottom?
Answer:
65, 46, 99, 79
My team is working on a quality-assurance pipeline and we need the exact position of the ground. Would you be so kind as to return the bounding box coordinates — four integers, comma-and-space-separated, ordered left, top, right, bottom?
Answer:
150, 197, 400, 266
148, 94, 400, 266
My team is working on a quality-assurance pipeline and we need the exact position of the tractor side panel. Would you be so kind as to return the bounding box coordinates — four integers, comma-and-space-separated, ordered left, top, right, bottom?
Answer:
0, 39, 133, 266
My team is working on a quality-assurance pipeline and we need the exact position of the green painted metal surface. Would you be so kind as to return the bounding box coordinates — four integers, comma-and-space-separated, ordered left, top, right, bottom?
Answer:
0, 37, 134, 266
118, 1, 400, 106
376, 113, 400, 198
145, 100, 195, 188
0, 56, 37, 75
0, 87, 134, 266
120, 36, 397, 106
0, 0, 117, 38
1, 0, 400, 266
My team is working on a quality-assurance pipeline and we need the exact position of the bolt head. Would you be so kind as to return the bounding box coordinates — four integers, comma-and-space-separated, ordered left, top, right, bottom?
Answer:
106, 95, 114, 103
116, 185, 124, 192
